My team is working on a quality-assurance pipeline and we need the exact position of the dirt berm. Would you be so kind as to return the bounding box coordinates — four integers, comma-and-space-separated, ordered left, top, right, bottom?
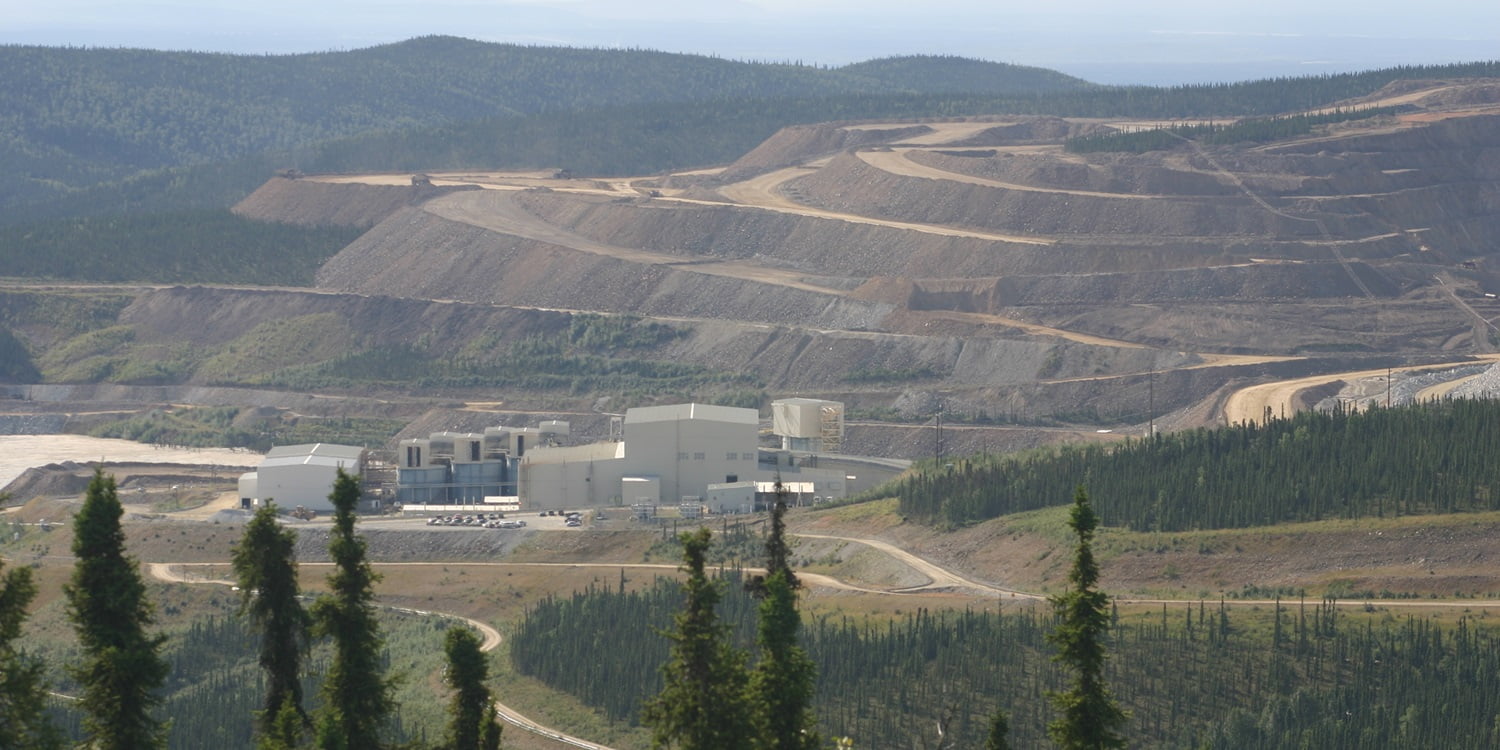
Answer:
517, 190, 1237, 277
793, 152, 1385, 239
719, 122, 933, 181
233, 176, 479, 228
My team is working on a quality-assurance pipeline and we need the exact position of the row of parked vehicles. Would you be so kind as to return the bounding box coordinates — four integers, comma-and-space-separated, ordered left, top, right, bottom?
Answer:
427, 513, 527, 529
544, 510, 585, 527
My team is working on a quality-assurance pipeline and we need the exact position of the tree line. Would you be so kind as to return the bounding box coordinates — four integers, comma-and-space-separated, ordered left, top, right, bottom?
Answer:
1064, 106, 1408, 154
0, 468, 499, 749
882, 399, 1500, 531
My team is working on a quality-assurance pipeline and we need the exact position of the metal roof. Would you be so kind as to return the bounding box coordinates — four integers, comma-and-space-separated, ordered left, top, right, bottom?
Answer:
264, 443, 365, 461
259, 453, 360, 470
625, 403, 758, 426
772, 397, 841, 406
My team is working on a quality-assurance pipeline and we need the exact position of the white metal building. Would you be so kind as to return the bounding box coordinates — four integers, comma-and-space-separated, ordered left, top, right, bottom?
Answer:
240, 443, 365, 513
772, 398, 844, 453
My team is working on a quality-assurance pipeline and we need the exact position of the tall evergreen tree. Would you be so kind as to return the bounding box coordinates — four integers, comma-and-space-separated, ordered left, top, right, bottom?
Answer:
984, 710, 1011, 750
642, 527, 753, 750
441, 626, 501, 750
747, 492, 818, 750
65, 468, 169, 750
311, 469, 394, 750
1046, 486, 1127, 749
0, 559, 62, 750
232, 500, 312, 744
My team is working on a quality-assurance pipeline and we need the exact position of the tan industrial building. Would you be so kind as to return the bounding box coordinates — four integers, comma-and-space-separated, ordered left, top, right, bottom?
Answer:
519, 403, 760, 509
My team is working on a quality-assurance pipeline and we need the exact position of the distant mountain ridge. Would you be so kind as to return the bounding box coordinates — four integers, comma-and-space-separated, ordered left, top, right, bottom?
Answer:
838, 55, 1090, 94
1, 37, 1496, 228
0, 36, 1088, 199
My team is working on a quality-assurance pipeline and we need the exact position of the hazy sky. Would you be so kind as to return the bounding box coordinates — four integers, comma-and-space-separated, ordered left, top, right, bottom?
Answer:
4, 0, 1498, 84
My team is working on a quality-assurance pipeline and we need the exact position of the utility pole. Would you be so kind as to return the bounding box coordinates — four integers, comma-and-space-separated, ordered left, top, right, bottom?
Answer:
1148, 367, 1155, 438
934, 408, 943, 463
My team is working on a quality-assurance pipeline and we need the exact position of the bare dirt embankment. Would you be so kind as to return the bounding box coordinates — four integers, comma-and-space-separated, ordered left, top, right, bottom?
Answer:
718, 122, 934, 180
792, 151, 1380, 239
1220, 354, 1500, 424
203, 101, 1500, 432
314, 200, 893, 332
233, 176, 478, 228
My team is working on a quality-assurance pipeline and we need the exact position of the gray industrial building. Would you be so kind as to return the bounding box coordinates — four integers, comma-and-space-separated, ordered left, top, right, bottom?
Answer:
394, 427, 544, 506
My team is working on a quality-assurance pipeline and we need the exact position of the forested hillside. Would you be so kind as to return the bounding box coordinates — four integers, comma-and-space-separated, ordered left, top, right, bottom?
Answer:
2, 40, 1497, 229
514, 573, 1500, 748
0, 37, 1086, 217
0, 210, 361, 284
881, 399, 1500, 531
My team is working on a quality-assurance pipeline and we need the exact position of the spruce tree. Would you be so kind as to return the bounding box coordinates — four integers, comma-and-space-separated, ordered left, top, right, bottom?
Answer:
747, 492, 818, 750
442, 626, 501, 750
311, 469, 394, 750
232, 500, 312, 744
1046, 486, 1127, 749
642, 527, 753, 750
65, 468, 168, 750
984, 710, 1010, 750
0, 558, 62, 750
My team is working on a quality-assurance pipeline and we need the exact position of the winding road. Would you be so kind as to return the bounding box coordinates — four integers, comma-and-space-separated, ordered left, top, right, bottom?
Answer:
1220, 354, 1500, 425
147, 562, 608, 749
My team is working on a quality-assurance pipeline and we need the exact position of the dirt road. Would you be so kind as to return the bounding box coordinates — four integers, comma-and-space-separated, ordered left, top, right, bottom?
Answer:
709, 165, 1054, 245
1220, 355, 1500, 424
856, 149, 1160, 200
146, 562, 607, 749
424, 190, 845, 295
795, 533, 1043, 599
